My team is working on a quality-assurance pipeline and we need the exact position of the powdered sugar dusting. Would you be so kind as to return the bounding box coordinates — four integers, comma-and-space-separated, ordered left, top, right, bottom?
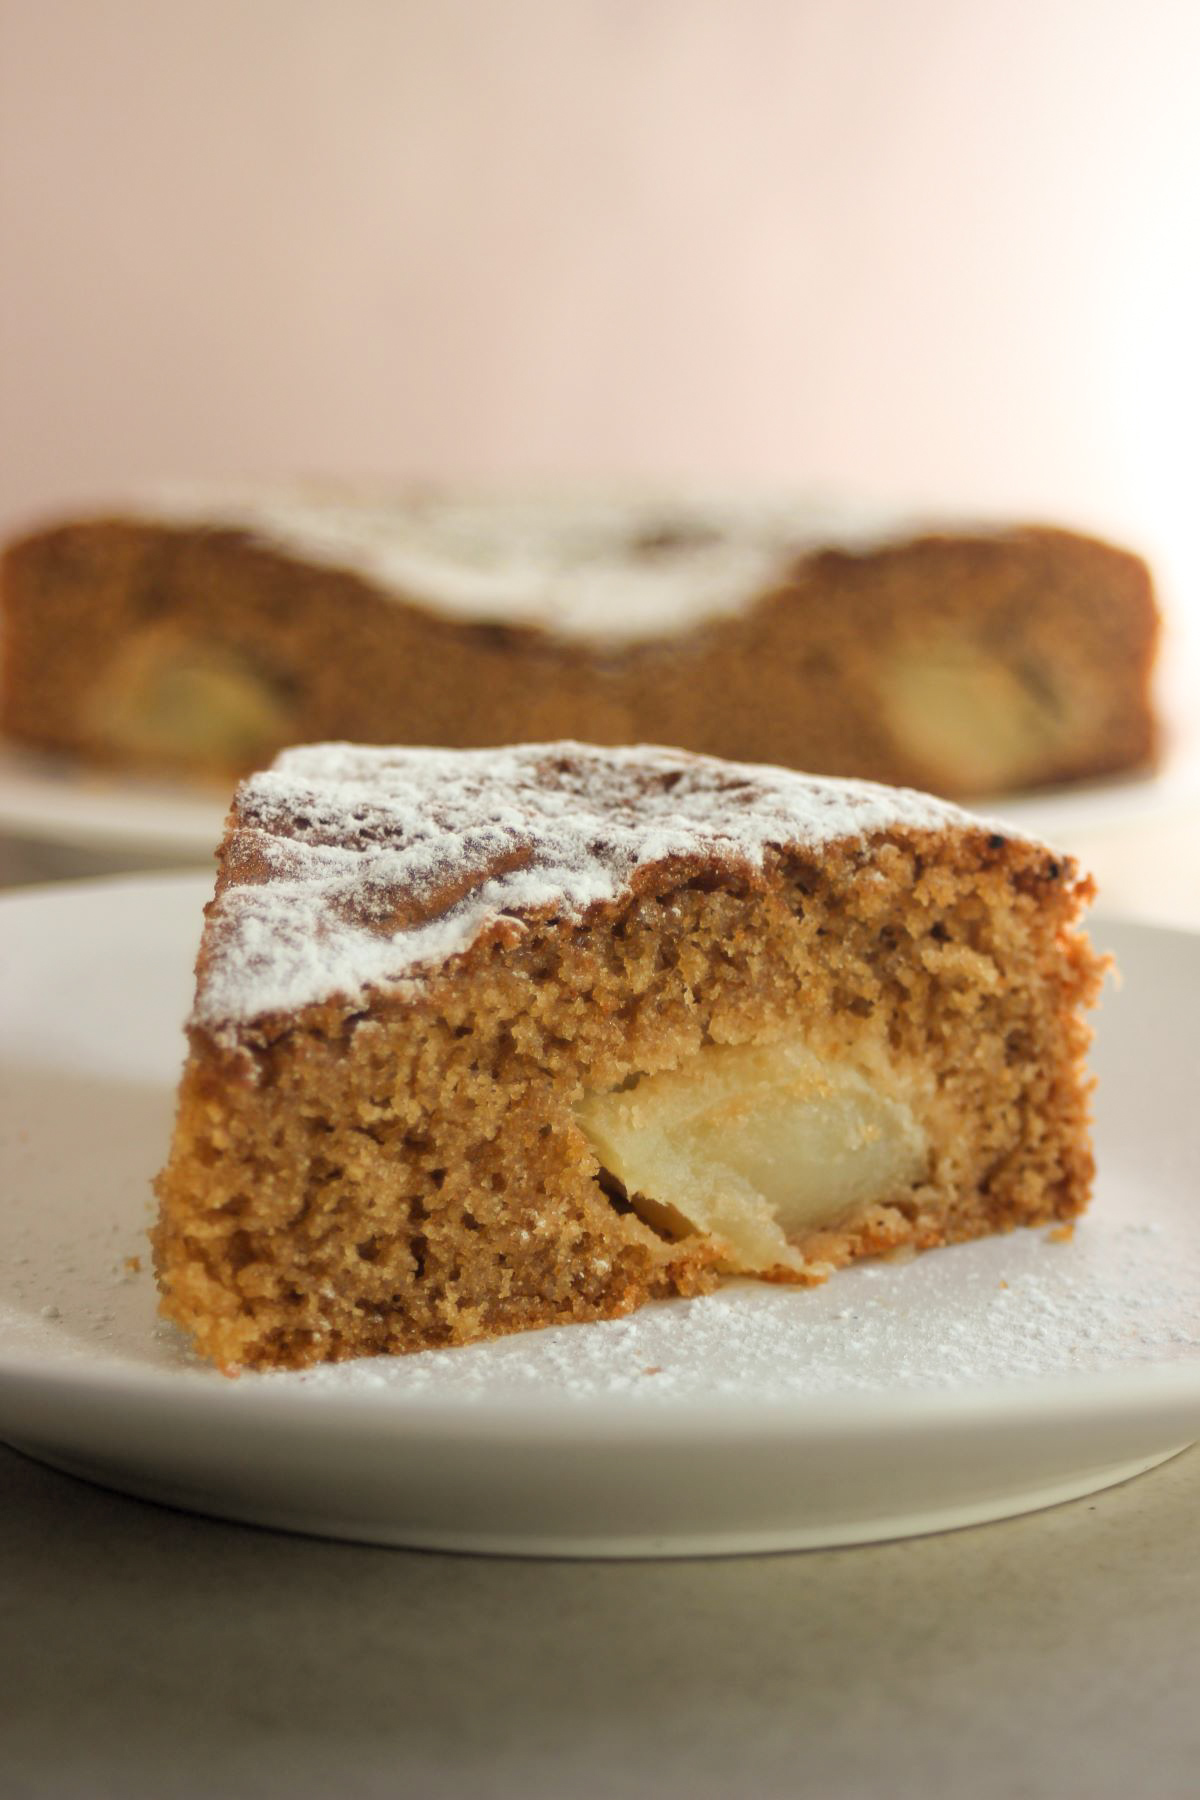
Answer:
143, 486, 949, 645
195, 740, 1017, 1030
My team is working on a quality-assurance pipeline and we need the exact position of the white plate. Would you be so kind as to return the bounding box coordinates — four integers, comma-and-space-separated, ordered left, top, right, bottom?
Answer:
1, 707, 1199, 864
0, 744, 229, 861
1, 877, 1198, 1557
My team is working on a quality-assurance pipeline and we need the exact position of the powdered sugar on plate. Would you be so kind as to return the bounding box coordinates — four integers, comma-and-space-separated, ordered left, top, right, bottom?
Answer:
263, 1214, 1199, 1406
196, 740, 1023, 1029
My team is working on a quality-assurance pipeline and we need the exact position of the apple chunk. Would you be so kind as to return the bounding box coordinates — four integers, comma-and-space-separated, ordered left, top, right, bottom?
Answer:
577, 1038, 930, 1273
88, 628, 290, 766
878, 641, 1061, 795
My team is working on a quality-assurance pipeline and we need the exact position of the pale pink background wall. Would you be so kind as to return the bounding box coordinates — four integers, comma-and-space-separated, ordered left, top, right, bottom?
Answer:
2, 0, 1199, 627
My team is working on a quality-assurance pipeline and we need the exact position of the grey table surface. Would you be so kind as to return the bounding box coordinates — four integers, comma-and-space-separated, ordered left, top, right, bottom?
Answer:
2, 1437, 1197, 1800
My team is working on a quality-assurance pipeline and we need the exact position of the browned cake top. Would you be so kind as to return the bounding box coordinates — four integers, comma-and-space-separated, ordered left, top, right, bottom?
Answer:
195, 740, 1024, 1034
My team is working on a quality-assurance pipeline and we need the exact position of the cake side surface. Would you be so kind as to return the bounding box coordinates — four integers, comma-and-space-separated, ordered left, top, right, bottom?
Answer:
152, 743, 1105, 1371
1, 498, 1159, 797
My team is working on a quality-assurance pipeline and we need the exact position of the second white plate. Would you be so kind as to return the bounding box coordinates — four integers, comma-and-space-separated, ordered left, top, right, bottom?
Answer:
2, 712, 1199, 864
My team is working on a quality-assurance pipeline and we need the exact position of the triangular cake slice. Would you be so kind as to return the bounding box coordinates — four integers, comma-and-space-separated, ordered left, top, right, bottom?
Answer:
153, 741, 1106, 1370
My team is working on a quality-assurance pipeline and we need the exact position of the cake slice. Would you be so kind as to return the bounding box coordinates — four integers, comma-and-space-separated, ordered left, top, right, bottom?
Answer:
1, 490, 1160, 797
152, 741, 1106, 1371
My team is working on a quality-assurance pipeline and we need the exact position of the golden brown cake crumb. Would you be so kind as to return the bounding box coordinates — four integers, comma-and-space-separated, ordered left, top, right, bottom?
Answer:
152, 741, 1106, 1371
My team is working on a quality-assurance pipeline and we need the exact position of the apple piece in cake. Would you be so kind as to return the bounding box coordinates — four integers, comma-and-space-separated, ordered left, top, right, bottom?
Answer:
152, 741, 1106, 1371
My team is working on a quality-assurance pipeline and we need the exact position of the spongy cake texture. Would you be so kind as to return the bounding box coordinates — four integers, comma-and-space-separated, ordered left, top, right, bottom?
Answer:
153, 742, 1106, 1370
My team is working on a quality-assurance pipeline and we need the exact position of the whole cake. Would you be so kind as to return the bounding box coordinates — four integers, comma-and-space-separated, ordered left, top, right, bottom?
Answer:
152, 740, 1106, 1371
1, 490, 1159, 798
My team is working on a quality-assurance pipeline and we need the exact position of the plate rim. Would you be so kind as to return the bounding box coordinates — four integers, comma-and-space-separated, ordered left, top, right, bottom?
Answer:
3, 1341, 1200, 1441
